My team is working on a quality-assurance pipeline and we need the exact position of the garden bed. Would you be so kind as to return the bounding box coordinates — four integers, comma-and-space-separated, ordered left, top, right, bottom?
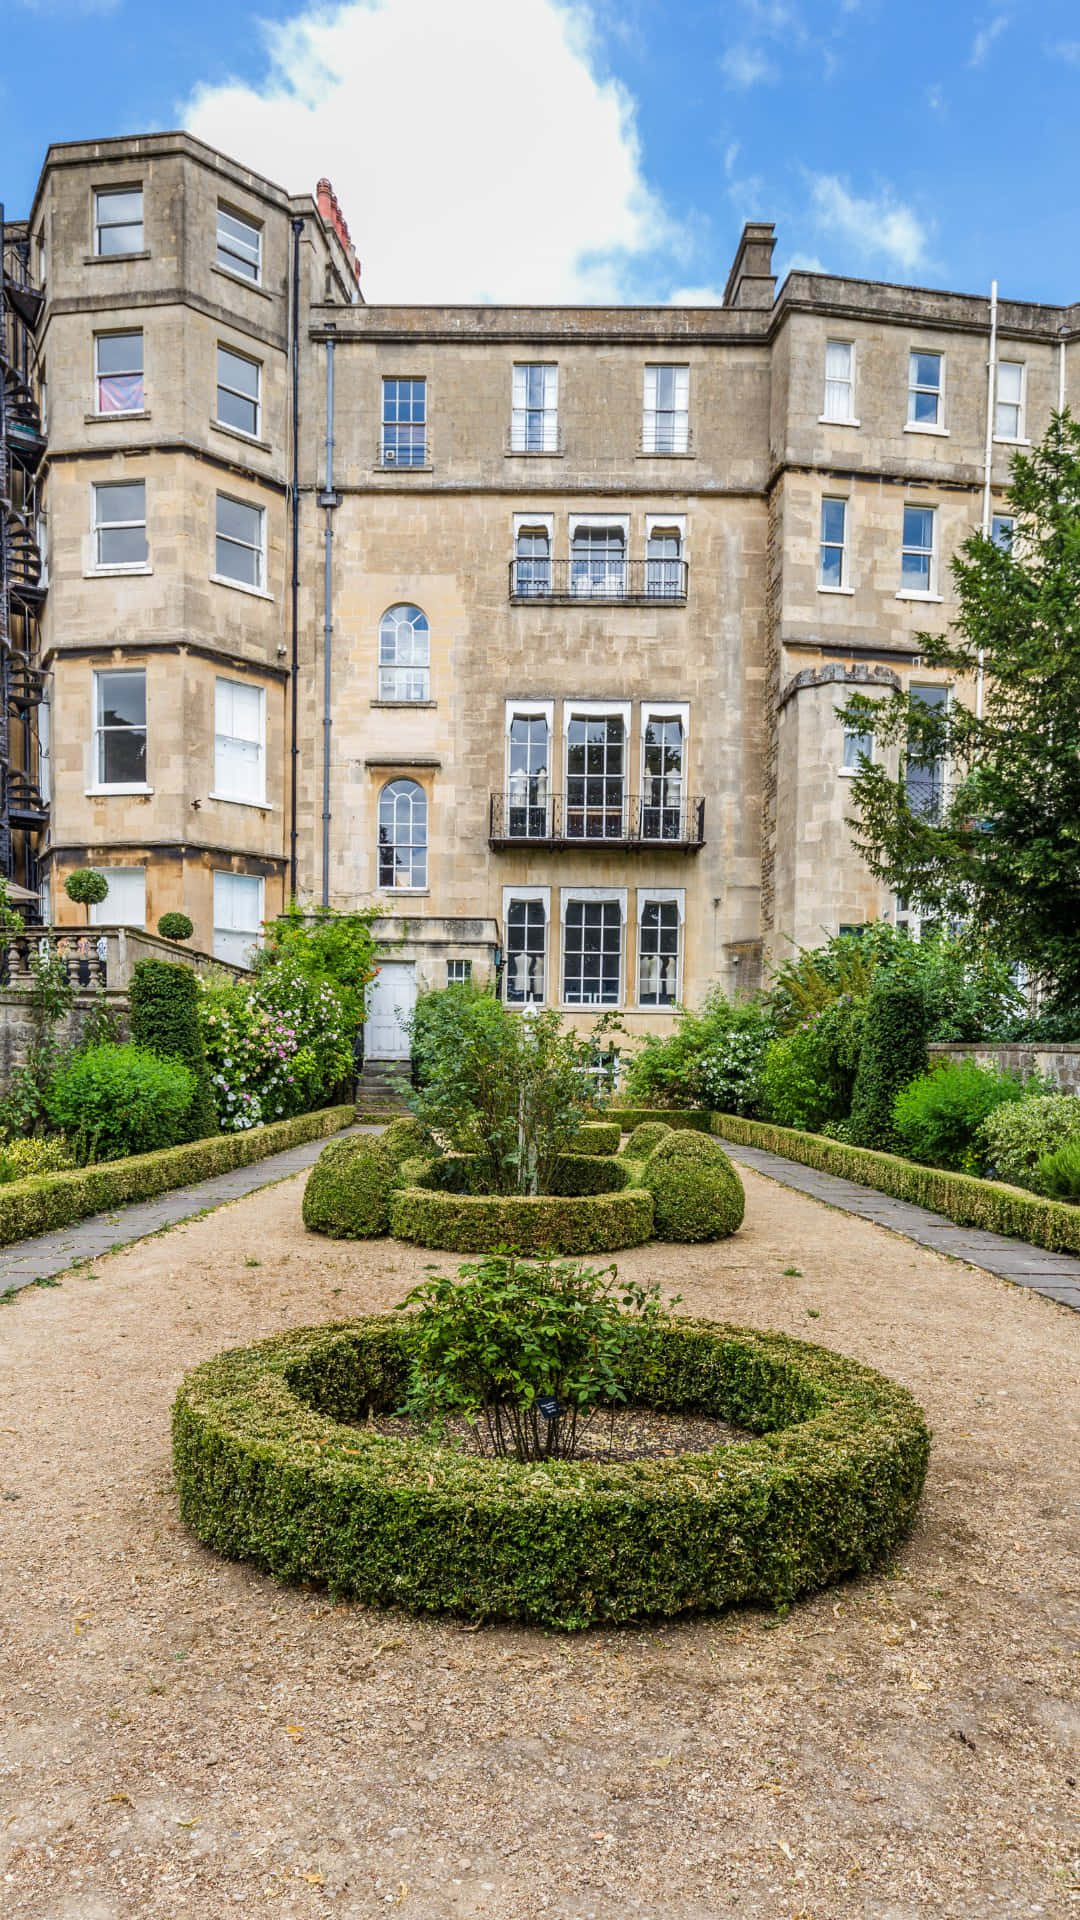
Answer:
172, 1314, 930, 1630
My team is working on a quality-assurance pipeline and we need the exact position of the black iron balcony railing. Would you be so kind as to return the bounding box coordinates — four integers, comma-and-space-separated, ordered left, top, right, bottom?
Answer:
509, 558, 688, 604
489, 791, 705, 850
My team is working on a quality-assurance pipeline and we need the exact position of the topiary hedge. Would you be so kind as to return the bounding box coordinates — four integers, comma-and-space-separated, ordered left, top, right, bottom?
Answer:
605, 1107, 713, 1133
620, 1121, 673, 1159
302, 1135, 394, 1239
388, 1184, 654, 1254
130, 957, 218, 1142
642, 1132, 745, 1242
573, 1121, 621, 1156
377, 1116, 431, 1171
173, 1315, 931, 1630
0, 1105, 354, 1248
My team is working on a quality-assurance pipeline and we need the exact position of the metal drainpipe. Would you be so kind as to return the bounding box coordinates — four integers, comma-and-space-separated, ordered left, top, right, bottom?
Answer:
978, 279, 999, 721
288, 217, 304, 901
1059, 329, 1068, 412
319, 337, 340, 908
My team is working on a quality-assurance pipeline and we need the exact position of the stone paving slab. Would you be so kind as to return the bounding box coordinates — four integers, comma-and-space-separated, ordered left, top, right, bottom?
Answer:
724, 1140, 1080, 1312
0, 1125, 371, 1296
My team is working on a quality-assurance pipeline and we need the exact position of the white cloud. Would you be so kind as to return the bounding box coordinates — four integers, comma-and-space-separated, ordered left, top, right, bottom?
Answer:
1049, 39, 1080, 62
969, 13, 1009, 66
666, 284, 726, 305
182, 0, 686, 303
719, 43, 777, 88
806, 172, 929, 274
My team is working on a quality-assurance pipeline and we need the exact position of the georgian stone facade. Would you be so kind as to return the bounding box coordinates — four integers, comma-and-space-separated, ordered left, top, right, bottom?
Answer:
14, 135, 1079, 1053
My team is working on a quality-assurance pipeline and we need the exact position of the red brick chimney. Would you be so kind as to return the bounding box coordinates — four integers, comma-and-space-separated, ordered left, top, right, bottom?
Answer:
316, 178, 361, 288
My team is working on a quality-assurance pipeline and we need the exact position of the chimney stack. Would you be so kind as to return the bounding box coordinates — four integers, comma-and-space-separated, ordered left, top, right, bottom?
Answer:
722, 222, 777, 310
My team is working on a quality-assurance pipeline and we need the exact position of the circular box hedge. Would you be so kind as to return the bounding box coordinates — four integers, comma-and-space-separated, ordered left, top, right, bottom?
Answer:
387, 1182, 654, 1254
173, 1315, 931, 1631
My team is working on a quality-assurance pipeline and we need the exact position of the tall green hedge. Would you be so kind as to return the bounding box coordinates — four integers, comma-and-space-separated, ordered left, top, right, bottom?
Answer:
130, 958, 218, 1141
848, 977, 929, 1151
605, 1107, 713, 1133
172, 1315, 931, 1630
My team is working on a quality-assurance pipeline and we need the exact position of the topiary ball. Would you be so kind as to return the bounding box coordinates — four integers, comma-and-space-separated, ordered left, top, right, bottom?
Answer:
643, 1132, 745, 1242
620, 1121, 673, 1159
377, 1116, 431, 1172
302, 1136, 393, 1239
64, 868, 109, 908
157, 912, 194, 943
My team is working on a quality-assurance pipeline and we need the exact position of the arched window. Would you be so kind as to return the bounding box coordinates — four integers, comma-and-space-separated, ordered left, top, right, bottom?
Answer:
378, 779, 427, 889
378, 604, 429, 701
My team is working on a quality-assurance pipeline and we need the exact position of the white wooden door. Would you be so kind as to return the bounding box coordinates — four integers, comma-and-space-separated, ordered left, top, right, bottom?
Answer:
364, 962, 417, 1059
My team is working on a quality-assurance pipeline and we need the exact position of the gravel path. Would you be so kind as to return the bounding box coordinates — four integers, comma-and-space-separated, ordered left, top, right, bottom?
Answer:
1, 1164, 1078, 1919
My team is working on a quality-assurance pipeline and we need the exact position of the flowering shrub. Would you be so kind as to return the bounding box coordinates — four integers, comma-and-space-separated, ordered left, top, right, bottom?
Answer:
199, 959, 353, 1131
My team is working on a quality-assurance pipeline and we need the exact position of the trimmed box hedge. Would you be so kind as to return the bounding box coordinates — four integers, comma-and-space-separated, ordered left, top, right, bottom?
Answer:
712, 1112, 1080, 1256
172, 1314, 931, 1630
604, 1107, 713, 1133
0, 1105, 354, 1248
573, 1121, 621, 1156
388, 1183, 654, 1254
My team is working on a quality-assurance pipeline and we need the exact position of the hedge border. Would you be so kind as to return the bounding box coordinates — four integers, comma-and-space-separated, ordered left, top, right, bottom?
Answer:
388, 1183, 654, 1254
0, 1105, 355, 1248
574, 1121, 621, 1156
604, 1107, 713, 1133
712, 1112, 1080, 1256
172, 1314, 931, 1630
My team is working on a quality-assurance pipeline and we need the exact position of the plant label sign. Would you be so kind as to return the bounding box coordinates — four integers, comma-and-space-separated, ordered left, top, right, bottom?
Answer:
538, 1396, 561, 1422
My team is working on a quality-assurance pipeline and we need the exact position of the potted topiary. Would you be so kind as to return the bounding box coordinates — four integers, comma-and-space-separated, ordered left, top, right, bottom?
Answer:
64, 868, 108, 926
157, 912, 194, 944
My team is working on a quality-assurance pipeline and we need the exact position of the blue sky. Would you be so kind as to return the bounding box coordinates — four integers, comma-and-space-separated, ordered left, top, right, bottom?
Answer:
4, 0, 1080, 305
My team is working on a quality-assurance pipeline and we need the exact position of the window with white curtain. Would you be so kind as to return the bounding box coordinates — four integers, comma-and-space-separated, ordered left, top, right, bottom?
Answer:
90, 867, 146, 927
511, 364, 558, 452
213, 871, 264, 966
95, 331, 143, 413
637, 898, 681, 1007
513, 525, 552, 596
643, 365, 689, 452
822, 340, 855, 421
995, 361, 1026, 441
214, 678, 265, 803
505, 899, 546, 1003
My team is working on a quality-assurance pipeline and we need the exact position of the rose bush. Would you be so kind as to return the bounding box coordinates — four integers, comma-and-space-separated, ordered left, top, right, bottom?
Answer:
199, 958, 353, 1131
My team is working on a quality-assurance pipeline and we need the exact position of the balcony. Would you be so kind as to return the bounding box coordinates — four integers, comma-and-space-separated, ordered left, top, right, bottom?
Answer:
489, 791, 705, 850
509, 558, 688, 605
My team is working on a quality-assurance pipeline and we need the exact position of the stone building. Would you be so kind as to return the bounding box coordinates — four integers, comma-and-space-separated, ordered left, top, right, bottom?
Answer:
6, 132, 1077, 1062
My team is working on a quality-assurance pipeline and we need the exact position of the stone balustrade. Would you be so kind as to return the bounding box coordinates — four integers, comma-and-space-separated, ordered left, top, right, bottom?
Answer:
0, 924, 246, 994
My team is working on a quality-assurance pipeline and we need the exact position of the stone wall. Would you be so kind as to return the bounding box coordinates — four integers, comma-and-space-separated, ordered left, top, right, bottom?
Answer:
927, 1042, 1080, 1095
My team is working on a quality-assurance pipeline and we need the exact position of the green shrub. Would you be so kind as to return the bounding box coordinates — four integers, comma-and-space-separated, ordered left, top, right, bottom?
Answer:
979, 1094, 1080, 1190
642, 1132, 745, 1242
302, 1136, 393, 1239
547, 1153, 630, 1196
377, 1116, 431, 1170
1035, 1138, 1080, 1199
63, 868, 108, 919
604, 1107, 712, 1133
625, 991, 775, 1113
172, 1315, 930, 1630
0, 1136, 74, 1183
711, 1111, 1080, 1255
619, 1121, 673, 1158
759, 1029, 830, 1131
848, 978, 928, 1151
130, 958, 218, 1142
891, 1060, 1029, 1172
0, 1106, 353, 1249
388, 1184, 654, 1255
157, 912, 194, 942
574, 1121, 620, 1156
42, 1044, 194, 1163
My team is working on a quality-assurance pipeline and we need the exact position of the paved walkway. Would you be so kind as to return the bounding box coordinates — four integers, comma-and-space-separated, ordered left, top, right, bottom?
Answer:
0, 1125, 371, 1296
724, 1139, 1080, 1312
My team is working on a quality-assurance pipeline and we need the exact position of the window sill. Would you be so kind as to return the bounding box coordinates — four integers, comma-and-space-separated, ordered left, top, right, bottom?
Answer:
836, 767, 867, 778
818, 415, 861, 427
84, 409, 151, 424
211, 263, 273, 302
376, 463, 433, 475
895, 590, 944, 602
903, 422, 949, 437
817, 584, 855, 595
993, 435, 1031, 447
635, 449, 695, 460
84, 564, 152, 578
505, 448, 564, 459
370, 699, 438, 709
377, 887, 430, 897
83, 250, 151, 265
210, 418, 273, 454
208, 791, 273, 811
84, 783, 153, 796
209, 573, 274, 602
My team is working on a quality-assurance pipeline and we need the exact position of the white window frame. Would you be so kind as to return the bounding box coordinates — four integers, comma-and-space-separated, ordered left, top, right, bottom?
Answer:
216, 203, 263, 285
990, 513, 1015, 552
378, 604, 430, 702
640, 701, 689, 841
821, 340, 858, 425
897, 503, 941, 600
90, 867, 147, 928
559, 887, 627, 1010
377, 779, 428, 892
215, 344, 262, 439
994, 359, 1028, 444
511, 363, 559, 453
94, 329, 144, 415
446, 959, 472, 986
212, 871, 265, 967
568, 513, 630, 600
91, 479, 148, 573
636, 888, 684, 1009
502, 885, 550, 1006
563, 700, 631, 837
642, 365, 690, 454
840, 722, 874, 776
37, 690, 51, 806
93, 185, 143, 257
213, 492, 267, 596
906, 348, 948, 434
212, 677, 266, 806
92, 666, 148, 792
819, 495, 852, 593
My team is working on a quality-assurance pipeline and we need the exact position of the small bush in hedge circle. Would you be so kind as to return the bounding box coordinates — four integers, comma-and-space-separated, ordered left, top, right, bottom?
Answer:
620, 1121, 672, 1159
573, 1121, 621, 1156
643, 1132, 745, 1242
302, 1136, 393, 1239
173, 1314, 931, 1630
157, 912, 194, 943
42, 1044, 194, 1163
378, 1116, 431, 1170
